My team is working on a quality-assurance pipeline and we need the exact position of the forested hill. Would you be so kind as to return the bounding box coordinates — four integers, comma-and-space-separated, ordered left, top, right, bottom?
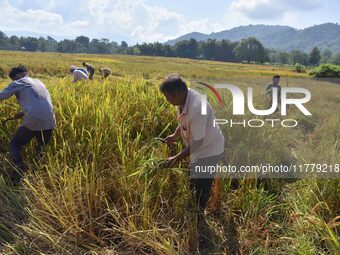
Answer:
166, 23, 340, 53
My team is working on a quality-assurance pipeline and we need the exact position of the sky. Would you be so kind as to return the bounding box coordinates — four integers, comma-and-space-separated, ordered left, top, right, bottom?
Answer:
0, 0, 339, 44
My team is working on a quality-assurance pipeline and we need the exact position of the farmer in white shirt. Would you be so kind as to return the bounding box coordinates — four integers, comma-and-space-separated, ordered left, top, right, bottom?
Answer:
0, 65, 56, 185
70, 65, 89, 83
160, 74, 224, 247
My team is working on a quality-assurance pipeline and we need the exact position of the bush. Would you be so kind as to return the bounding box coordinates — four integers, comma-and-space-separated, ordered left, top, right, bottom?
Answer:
0, 66, 6, 79
310, 63, 340, 78
330, 53, 340, 65
294, 63, 306, 73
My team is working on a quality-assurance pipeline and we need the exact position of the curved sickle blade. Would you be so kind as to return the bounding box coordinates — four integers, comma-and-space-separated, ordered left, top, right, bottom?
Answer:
196, 81, 223, 106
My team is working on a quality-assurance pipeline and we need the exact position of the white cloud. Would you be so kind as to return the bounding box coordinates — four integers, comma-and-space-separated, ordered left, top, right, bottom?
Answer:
71, 20, 90, 28
281, 11, 299, 25
282, 0, 320, 10
86, 0, 219, 42
230, 0, 282, 19
87, 0, 136, 28
0, 0, 325, 43
0, 0, 63, 30
25, 9, 63, 23
230, 0, 321, 20
0, 0, 223, 42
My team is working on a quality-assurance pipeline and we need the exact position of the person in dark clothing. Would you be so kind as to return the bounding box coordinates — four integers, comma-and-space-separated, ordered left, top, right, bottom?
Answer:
82, 62, 95, 80
265, 74, 281, 110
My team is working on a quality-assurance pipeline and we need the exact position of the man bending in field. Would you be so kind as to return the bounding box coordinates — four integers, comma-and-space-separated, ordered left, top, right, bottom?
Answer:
82, 62, 95, 80
160, 74, 225, 249
70, 65, 89, 83
100, 68, 112, 79
0, 65, 56, 185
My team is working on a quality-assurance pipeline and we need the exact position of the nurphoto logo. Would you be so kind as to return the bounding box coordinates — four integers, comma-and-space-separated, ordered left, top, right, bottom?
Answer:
200, 83, 312, 128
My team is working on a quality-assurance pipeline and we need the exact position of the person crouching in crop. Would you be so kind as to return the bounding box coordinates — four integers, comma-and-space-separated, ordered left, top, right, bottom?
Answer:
70, 65, 89, 83
160, 74, 225, 248
0, 65, 56, 185
100, 68, 112, 79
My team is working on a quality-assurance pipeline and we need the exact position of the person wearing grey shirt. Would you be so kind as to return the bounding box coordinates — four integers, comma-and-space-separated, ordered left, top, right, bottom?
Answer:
265, 75, 281, 98
0, 65, 56, 185
265, 74, 281, 111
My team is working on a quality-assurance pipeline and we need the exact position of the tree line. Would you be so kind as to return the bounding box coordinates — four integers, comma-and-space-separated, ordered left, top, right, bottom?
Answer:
1, 31, 340, 66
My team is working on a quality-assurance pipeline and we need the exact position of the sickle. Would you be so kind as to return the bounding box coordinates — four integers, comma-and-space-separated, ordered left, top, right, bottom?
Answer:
196, 81, 223, 106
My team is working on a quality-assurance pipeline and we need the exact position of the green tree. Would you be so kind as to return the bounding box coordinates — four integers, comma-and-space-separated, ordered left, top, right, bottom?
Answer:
162, 44, 175, 57
21, 37, 39, 51
121, 41, 128, 48
202, 39, 218, 60
126, 45, 139, 55
278, 52, 290, 64
38, 37, 50, 52
309, 47, 321, 66
153, 42, 165, 56
46, 36, 58, 52
75, 36, 90, 52
175, 38, 199, 59
320, 49, 333, 64
137, 43, 155, 56
234, 37, 266, 63
9, 35, 20, 50
290, 50, 309, 65
75, 36, 89, 46
0, 31, 9, 49
331, 53, 340, 65
88, 38, 112, 54
57, 39, 79, 53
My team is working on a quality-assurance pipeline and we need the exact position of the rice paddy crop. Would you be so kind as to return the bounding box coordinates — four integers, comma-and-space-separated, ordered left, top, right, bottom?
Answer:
0, 51, 339, 254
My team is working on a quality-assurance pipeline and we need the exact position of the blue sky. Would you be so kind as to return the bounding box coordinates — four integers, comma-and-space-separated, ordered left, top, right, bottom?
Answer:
0, 0, 339, 43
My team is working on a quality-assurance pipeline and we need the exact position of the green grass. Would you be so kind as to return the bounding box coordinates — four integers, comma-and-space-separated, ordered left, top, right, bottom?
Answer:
0, 51, 339, 254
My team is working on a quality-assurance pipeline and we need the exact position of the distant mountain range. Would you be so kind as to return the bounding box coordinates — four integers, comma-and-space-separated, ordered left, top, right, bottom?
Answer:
166, 23, 340, 53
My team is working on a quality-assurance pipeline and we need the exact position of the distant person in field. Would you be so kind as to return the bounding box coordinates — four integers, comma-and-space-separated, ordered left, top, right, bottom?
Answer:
160, 74, 225, 248
82, 62, 95, 80
70, 65, 89, 83
265, 74, 281, 109
0, 65, 56, 185
100, 68, 112, 79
